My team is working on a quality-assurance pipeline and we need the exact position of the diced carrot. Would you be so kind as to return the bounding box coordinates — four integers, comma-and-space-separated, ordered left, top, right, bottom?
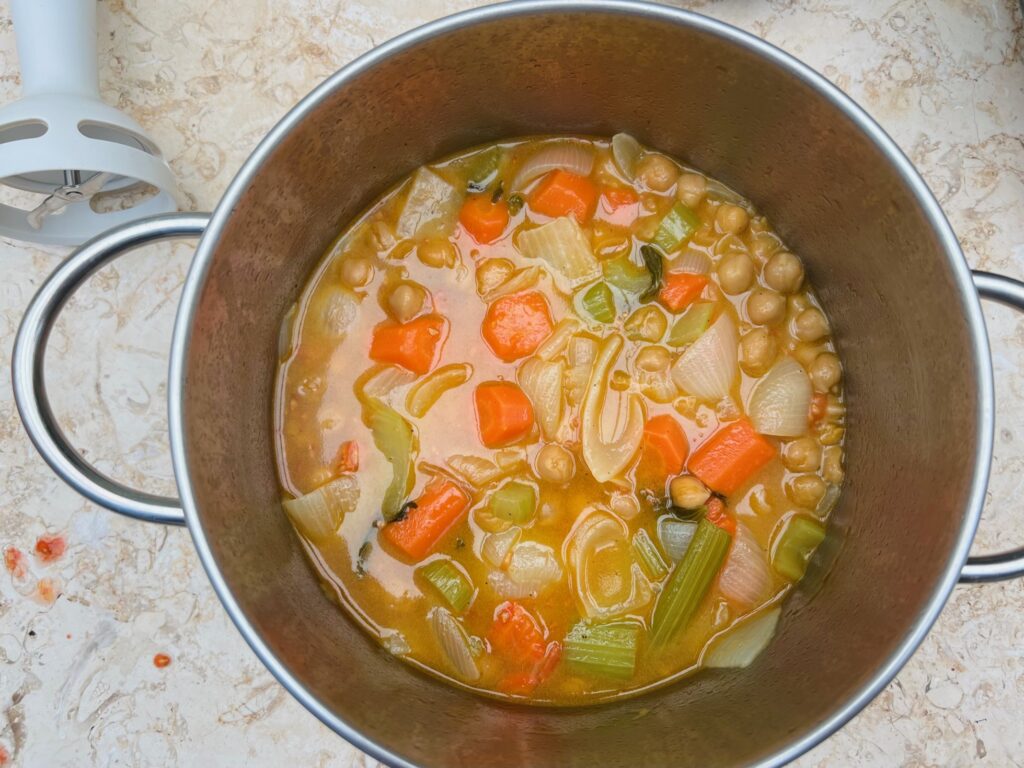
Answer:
643, 414, 690, 476
659, 272, 708, 313
459, 194, 510, 244
369, 314, 448, 375
688, 418, 776, 495
704, 497, 736, 536
490, 601, 546, 663
601, 186, 639, 211
381, 476, 471, 561
528, 170, 598, 223
333, 440, 359, 474
809, 392, 828, 424
474, 382, 534, 448
481, 291, 553, 362
499, 641, 561, 695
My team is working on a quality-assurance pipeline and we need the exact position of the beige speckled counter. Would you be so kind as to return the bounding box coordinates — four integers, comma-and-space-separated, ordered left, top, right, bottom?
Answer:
0, 1, 1022, 766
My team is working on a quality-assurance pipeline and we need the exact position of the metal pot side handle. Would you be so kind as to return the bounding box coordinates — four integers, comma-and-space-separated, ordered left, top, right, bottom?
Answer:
11, 213, 210, 526
961, 270, 1024, 582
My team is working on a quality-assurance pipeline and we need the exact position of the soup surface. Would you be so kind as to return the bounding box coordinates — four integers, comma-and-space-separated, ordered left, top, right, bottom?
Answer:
274, 136, 846, 704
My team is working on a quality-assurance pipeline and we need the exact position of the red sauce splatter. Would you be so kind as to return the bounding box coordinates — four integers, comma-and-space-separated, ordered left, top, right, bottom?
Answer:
35, 534, 66, 563
0, 744, 9, 765
35, 577, 58, 605
153, 653, 172, 668
3, 547, 26, 580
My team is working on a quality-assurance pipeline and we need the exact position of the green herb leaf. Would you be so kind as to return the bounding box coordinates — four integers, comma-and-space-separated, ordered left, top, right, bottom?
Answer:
639, 245, 664, 303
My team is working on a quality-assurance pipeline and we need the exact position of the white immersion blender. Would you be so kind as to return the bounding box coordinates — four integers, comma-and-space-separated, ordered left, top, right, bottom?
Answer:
0, 0, 179, 246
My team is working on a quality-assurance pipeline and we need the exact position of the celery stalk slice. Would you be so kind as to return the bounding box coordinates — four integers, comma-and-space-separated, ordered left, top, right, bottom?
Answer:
420, 559, 474, 612
631, 528, 669, 581
772, 515, 826, 581
564, 620, 641, 678
652, 202, 701, 254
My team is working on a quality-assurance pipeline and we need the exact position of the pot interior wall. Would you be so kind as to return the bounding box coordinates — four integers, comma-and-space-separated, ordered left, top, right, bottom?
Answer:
180, 8, 980, 767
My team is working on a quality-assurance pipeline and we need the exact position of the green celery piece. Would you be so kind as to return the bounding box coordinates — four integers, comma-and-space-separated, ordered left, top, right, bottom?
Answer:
564, 620, 641, 678
652, 202, 701, 254
631, 528, 669, 581
363, 398, 417, 522
455, 146, 502, 191
489, 481, 536, 524
604, 256, 651, 295
581, 282, 616, 324
668, 302, 714, 347
650, 518, 732, 647
772, 515, 826, 581
419, 559, 474, 612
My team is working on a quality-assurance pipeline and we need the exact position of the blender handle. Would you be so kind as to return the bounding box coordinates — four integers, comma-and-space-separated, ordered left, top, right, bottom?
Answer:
11, 213, 210, 526
10, 0, 100, 99
960, 271, 1024, 582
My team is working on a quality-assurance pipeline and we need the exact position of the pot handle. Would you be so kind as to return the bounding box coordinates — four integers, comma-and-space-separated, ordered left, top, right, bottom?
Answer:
11, 213, 211, 526
960, 270, 1024, 582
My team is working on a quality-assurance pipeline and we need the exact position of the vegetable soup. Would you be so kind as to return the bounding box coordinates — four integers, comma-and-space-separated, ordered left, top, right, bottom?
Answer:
274, 135, 845, 704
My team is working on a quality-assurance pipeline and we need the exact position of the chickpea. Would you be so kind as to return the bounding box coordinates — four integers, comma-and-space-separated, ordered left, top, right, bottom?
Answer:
716, 204, 749, 235
633, 214, 662, 241
340, 257, 372, 287
717, 253, 756, 295
670, 475, 710, 509
417, 238, 457, 268
747, 289, 786, 325
609, 492, 641, 520
676, 173, 707, 208
388, 282, 427, 323
794, 308, 830, 342
610, 370, 631, 391
636, 154, 679, 192
624, 306, 668, 343
475, 258, 514, 296
810, 352, 842, 392
750, 232, 781, 263
764, 251, 805, 294
635, 345, 672, 372
793, 341, 825, 369
818, 422, 845, 446
822, 446, 845, 484
784, 437, 822, 472
740, 328, 778, 376
788, 474, 827, 509
536, 444, 575, 485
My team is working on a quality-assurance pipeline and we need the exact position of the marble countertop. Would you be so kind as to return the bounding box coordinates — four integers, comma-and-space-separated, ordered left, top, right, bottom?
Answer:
1, 1, 1022, 765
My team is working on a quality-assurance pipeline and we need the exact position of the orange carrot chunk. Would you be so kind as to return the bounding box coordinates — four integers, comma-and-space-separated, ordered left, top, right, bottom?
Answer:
333, 440, 359, 474
643, 414, 690, 477
659, 272, 709, 313
528, 170, 598, 223
809, 392, 828, 424
704, 497, 736, 536
369, 314, 448, 375
459, 194, 510, 244
381, 476, 470, 561
601, 186, 639, 211
481, 291, 553, 362
689, 418, 776, 495
474, 382, 534, 448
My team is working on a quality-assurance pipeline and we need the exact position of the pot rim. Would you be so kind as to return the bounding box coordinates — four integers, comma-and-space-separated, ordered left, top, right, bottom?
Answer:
167, 2, 994, 766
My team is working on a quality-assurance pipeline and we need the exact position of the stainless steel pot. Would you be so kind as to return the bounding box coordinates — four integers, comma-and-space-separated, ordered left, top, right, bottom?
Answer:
11, 2, 1024, 766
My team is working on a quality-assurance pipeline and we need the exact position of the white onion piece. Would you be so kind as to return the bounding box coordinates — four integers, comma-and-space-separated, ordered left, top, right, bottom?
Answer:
481, 266, 542, 303
283, 475, 358, 541
482, 527, 522, 568
316, 285, 359, 337
445, 452, 524, 489
582, 335, 645, 483
381, 629, 411, 656
356, 365, 416, 403
748, 357, 813, 437
430, 608, 480, 681
564, 334, 598, 406
673, 250, 712, 275
704, 607, 781, 669
718, 525, 772, 609
817, 483, 842, 517
705, 178, 744, 205
487, 541, 562, 598
566, 509, 652, 619
611, 133, 642, 180
396, 167, 463, 239
519, 357, 565, 440
518, 217, 601, 293
657, 516, 697, 561
512, 141, 595, 190
536, 318, 581, 361
670, 313, 739, 401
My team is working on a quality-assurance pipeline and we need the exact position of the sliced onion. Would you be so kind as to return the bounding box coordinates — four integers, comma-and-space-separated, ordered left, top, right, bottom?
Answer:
481, 266, 542, 303
704, 606, 780, 669
581, 334, 645, 483
705, 178, 744, 205
673, 250, 712, 275
430, 608, 480, 681
670, 313, 738, 401
518, 217, 601, 293
564, 333, 598, 406
446, 453, 522, 489
611, 133, 643, 180
816, 483, 842, 518
488, 541, 562, 598
566, 509, 652, 619
315, 285, 359, 337
282, 474, 358, 541
355, 365, 416, 403
748, 357, 813, 437
406, 363, 473, 418
396, 167, 463, 239
657, 515, 696, 561
482, 527, 522, 568
536, 318, 581, 361
718, 525, 771, 609
381, 629, 411, 656
512, 141, 595, 190
519, 357, 565, 440
636, 366, 677, 404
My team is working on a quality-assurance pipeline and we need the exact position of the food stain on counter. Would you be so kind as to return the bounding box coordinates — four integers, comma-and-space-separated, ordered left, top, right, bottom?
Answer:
153, 653, 172, 668
4, 534, 66, 605
34, 534, 66, 563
